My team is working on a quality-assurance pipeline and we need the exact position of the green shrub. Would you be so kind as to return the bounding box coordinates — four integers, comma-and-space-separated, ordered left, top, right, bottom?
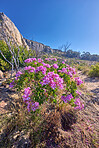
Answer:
0, 40, 12, 71
89, 63, 99, 77
0, 40, 37, 71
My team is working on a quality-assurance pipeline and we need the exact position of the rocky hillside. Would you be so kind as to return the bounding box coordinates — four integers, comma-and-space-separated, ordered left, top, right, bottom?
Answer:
0, 12, 28, 48
24, 38, 53, 53
0, 12, 55, 54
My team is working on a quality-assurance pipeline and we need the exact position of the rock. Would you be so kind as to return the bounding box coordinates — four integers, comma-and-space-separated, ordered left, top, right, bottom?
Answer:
0, 12, 55, 54
11, 131, 31, 148
25, 38, 44, 51
0, 12, 29, 50
44, 46, 53, 54
0, 70, 4, 79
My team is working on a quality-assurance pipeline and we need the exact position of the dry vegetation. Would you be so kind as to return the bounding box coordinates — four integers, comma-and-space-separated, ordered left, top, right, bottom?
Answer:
0, 58, 99, 148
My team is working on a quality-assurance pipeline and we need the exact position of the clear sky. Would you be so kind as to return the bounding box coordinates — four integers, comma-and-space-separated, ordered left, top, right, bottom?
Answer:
1, 0, 99, 55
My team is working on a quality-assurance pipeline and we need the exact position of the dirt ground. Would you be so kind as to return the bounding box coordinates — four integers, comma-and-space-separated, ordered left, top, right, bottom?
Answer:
78, 71, 99, 99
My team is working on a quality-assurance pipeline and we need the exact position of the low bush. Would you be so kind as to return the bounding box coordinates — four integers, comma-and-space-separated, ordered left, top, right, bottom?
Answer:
89, 63, 99, 77
0, 40, 37, 71
10, 57, 84, 114
0, 40, 12, 71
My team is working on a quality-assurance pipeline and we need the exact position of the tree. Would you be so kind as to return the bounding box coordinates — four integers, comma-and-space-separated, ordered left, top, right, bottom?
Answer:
58, 42, 71, 54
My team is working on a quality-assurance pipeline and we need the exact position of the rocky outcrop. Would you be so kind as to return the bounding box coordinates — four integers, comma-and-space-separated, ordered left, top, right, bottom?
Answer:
43, 45, 53, 54
0, 12, 29, 49
25, 38, 54, 54
0, 12, 60, 54
24, 38, 44, 51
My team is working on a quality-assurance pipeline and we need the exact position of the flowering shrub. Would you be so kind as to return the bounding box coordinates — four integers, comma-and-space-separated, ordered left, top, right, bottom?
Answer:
10, 58, 84, 113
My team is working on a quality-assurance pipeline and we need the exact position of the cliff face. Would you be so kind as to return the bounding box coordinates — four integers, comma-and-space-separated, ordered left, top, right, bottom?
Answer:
0, 12, 54, 54
25, 38, 53, 53
0, 12, 28, 48
24, 38, 44, 51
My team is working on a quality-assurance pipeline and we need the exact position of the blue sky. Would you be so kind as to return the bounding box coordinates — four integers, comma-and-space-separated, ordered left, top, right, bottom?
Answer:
1, 0, 99, 54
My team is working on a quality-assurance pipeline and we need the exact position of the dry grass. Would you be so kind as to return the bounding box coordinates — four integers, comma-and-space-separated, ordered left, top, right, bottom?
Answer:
0, 79, 99, 148
0, 98, 98, 148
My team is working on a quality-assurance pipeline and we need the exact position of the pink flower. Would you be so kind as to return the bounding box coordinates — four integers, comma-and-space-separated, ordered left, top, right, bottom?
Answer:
9, 84, 14, 88
38, 58, 43, 63
24, 66, 35, 73
16, 71, 22, 77
24, 58, 32, 63
31, 58, 36, 61
23, 97, 31, 102
54, 58, 57, 61
61, 96, 67, 103
41, 71, 63, 89
62, 68, 67, 73
53, 64, 59, 69
76, 90, 81, 95
24, 58, 36, 63
67, 71, 73, 77
35, 66, 47, 75
61, 94, 73, 103
58, 70, 62, 72
23, 87, 31, 99
9, 80, 15, 88
74, 98, 84, 110
62, 61, 65, 64
31, 102, 39, 111
27, 102, 31, 112
22, 87, 39, 112
42, 62, 51, 68
74, 77, 83, 85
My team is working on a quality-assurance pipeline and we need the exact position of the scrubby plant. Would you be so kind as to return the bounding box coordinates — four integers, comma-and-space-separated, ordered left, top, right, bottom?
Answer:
89, 63, 99, 77
9, 58, 84, 114
0, 40, 12, 71
0, 40, 37, 72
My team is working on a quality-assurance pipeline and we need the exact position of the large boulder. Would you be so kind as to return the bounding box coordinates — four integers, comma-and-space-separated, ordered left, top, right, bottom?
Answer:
0, 12, 29, 49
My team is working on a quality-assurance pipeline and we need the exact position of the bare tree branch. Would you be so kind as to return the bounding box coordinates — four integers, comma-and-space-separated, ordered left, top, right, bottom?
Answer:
0, 49, 13, 66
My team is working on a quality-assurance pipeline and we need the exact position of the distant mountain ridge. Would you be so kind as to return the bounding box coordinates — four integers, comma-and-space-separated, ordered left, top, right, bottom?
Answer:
0, 12, 54, 54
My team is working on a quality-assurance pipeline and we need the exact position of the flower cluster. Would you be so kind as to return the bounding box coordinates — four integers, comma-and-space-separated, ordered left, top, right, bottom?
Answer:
24, 66, 35, 73
22, 87, 39, 112
61, 94, 73, 103
62, 61, 65, 64
16, 71, 22, 77
26, 101, 39, 112
31, 102, 39, 111
74, 98, 84, 110
9, 71, 22, 87
42, 62, 51, 68
9, 80, 15, 88
35, 66, 47, 75
76, 90, 81, 95
58, 65, 76, 78
24, 58, 36, 63
53, 64, 59, 69
41, 71, 63, 89
38, 58, 43, 63
74, 77, 83, 85
22, 87, 31, 101
10, 57, 84, 112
